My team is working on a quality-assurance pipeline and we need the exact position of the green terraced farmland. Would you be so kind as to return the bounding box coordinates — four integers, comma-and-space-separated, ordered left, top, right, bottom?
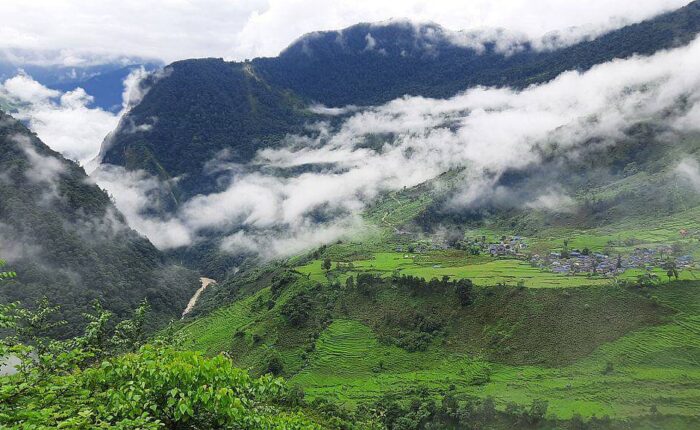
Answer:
289, 283, 700, 422
296, 252, 609, 288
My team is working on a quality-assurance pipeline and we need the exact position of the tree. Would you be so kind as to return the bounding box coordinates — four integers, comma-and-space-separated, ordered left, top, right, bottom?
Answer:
0, 259, 16, 280
345, 275, 355, 290
664, 259, 679, 281
454, 279, 474, 307
281, 292, 313, 326
264, 350, 285, 376
322, 257, 332, 271
558, 239, 571, 259
526, 399, 549, 424
0, 298, 321, 429
111, 300, 150, 352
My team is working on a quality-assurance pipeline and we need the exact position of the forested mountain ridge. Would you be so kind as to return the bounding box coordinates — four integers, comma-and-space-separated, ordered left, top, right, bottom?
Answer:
0, 110, 199, 335
100, 0, 700, 202
255, 0, 700, 106
100, 59, 314, 200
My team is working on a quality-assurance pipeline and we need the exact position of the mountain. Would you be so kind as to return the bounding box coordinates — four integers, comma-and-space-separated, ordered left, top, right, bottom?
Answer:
255, 0, 700, 106
100, 0, 700, 202
253, 2, 700, 106
100, 59, 313, 200
3, 2, 700, 428
0, 110, 199, 335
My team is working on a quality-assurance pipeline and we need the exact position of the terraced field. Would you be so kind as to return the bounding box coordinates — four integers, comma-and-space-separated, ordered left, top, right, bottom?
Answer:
292, 319, 491, 404
289, 283, 700, 421
297, 252, 609, 288
178, 198, 700, 427
180, 292, 261, 354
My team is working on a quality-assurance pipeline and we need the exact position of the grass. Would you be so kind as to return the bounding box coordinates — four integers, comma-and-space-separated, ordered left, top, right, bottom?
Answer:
297, 252, 609, 288
290, 282, 700, 421
179, 278, 699, 420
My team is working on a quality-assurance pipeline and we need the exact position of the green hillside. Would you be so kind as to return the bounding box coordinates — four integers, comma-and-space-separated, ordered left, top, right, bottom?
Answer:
0, 110, 199, 335
174, 177, 700, 428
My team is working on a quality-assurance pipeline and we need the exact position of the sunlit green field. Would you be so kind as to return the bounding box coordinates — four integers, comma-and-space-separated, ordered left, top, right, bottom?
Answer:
180, 272, 700, 423
297, 252, 610, 288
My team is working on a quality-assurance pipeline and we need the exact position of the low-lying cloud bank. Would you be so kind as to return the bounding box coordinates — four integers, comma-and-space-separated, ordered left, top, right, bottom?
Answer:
93, 35, 700, 258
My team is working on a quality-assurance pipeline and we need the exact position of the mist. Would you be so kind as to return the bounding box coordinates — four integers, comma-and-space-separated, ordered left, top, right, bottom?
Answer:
88, 34, 700, 259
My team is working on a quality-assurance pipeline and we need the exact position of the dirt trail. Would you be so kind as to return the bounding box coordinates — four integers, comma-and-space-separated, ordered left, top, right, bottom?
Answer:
380, 193, 403, 226
181, 277, 216, 318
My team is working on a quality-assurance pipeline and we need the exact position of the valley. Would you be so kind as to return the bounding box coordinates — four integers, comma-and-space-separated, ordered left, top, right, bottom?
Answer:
176, 186, 700, 428
2, 2, 700, 429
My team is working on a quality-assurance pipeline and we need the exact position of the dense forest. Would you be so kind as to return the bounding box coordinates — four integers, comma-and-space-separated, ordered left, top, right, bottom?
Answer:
0, 111, 199, 336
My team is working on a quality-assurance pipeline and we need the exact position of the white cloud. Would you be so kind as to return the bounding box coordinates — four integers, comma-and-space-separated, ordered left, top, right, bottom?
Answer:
220, 217, 368, 259
9, 134, 66, 203
0, 67, 151, 166
364, 33, 377, 51
90, 165, 193, 249
0, 1, 690, 63
676, 158, 700, 190
525, 189, 576, 212
1, 73, 60, 103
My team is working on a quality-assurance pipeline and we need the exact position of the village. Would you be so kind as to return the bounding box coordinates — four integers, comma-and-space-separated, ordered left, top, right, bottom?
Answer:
396, 231, 696, 278
529, 247, 695, 277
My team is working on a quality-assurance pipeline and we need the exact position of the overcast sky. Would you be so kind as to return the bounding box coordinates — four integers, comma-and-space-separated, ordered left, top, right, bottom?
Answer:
0, 0, 692, 65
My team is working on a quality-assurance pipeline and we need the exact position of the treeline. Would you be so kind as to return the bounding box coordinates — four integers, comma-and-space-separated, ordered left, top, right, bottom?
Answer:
309, 386, 630, 430
343, 272, 474, 306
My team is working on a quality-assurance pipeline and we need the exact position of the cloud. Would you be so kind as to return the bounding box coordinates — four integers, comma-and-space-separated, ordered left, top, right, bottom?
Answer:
0, 67, 152, 167
90, 165, 192, 249
1, 75, 119, 165
525, 190, 576, 212
220, 216, 368, 260
1, 73, 60, 103
0, 47, 150, 68
0, 1, 690, 63
88, 33, 700, 258
0, 222, 43, 263
676, 158, 700, 190
7, 134, 67, 205
307, 104, 360, 116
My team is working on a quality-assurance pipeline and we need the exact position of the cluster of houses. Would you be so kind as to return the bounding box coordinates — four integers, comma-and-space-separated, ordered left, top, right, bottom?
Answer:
393, 231, 695, 279
529, 246, 695, 277
486, 236, 527, 256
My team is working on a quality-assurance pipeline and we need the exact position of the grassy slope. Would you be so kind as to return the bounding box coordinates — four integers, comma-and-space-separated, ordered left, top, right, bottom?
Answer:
181, 280, 698, 422
178, 159, 700, 426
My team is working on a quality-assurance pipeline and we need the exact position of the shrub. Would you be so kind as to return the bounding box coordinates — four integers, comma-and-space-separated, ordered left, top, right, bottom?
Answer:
281, 292, 314, 326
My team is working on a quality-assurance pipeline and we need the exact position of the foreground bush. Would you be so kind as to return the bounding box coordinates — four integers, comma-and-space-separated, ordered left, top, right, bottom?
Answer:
0, 345, 319, 429
0, 297, 319, 429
